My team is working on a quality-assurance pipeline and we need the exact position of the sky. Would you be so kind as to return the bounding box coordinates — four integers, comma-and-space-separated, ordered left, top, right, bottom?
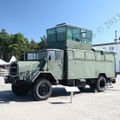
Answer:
0, 0, 120, 44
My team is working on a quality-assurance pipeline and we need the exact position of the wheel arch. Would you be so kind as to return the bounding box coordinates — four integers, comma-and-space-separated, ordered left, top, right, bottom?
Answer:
32, 73, 57, 85
98, 73, 107, 79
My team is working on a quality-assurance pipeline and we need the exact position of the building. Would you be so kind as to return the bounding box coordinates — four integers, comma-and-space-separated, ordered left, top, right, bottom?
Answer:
93, 42, 120, 73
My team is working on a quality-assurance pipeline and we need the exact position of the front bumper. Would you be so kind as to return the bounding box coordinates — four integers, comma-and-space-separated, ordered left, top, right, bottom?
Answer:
4, 75, 18, 84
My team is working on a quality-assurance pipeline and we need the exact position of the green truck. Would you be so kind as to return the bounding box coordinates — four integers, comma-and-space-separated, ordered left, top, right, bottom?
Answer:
4, 23, 116, 100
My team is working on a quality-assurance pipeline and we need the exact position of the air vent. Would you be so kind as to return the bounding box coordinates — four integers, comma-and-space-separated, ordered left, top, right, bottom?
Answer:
10, 62, 18, 75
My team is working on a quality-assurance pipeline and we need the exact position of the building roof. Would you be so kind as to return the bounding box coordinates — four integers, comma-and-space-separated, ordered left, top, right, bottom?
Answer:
93, 42, 120, 46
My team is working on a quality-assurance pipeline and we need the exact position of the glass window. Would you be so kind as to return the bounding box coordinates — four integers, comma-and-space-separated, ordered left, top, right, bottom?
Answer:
27, 53, 34, 60
81, 29, 92, 44
86, 39, 92, 44
67, 27, 81, 41
81, 29, 86, 38
82, 33, 86, 38
39, 51, 47, 60
86, 30, 92, 38
48, 51, 55, 61
72, 28, 80, 41
67, 28, 72, 40
27, 51, 47, 60
47, 28, 56, 42
27, 53, 37, 60
56, 27, 66, 41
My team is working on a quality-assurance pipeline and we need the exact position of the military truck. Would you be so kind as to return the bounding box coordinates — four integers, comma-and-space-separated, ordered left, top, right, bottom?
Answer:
4, 23, 116, 101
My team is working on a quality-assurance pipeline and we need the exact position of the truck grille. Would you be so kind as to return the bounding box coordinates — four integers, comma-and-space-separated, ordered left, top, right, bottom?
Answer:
10, 62, 18, 75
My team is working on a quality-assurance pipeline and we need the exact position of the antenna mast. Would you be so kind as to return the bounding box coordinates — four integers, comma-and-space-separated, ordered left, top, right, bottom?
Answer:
114, 30, 118, 42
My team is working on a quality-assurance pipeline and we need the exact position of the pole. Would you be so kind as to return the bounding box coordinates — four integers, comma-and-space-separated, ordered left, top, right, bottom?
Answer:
70, 92, 73, 103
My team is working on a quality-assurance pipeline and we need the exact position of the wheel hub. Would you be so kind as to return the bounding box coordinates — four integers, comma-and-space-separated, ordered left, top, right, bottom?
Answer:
38, 83, 49, 96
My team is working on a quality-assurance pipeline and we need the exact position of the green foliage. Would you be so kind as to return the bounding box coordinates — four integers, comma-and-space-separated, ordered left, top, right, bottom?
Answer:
9, 33, 29, 60
29, 39, 39, 50
0, 29, 10, 61
38, 36, 47, 49
0, 29, 47, 61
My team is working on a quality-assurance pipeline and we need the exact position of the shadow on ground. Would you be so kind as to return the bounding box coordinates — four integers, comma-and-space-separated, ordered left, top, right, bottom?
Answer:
0, 87, 98, 104
0, 90, 33, 104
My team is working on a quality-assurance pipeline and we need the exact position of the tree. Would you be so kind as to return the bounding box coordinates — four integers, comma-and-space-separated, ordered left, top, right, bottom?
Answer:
0, 28, 47, 61
38, 36, 47, 49
0, 29, 10, 61
9, 33, 29, 60
29, 39, 39, 50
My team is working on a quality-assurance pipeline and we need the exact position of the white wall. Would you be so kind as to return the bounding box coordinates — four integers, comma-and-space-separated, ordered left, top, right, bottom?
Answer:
93, 43, 120, 73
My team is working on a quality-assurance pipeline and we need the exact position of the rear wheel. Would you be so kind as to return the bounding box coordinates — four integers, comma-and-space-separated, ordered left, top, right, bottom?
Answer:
96, 76, 106, 92
12, 81, 30, 96
32, 79, 52, 101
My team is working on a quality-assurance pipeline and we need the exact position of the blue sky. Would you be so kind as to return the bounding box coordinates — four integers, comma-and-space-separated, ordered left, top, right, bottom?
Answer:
0, 0, 120, 44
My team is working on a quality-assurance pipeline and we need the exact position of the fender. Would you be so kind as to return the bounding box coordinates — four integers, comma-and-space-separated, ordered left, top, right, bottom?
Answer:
31, 71, 57, 85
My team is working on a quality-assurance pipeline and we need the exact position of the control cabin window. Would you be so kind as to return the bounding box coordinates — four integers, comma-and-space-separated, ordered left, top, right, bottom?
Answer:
47, 28, 56, 42
56, 27, 66, 41
72, 28, 80, 41
81, 29, 92, 44
67, 27, 81, 41
67, 26, 92, 44
47, 27, 66, 42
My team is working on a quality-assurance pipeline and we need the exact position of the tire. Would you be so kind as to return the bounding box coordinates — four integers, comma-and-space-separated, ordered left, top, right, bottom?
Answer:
32, 79, 52, 101
12, 81, 30, 96
96, 76, 106, 92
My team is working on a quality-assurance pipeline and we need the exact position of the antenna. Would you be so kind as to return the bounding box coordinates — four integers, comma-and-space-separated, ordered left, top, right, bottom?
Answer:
114, 30, 118, 42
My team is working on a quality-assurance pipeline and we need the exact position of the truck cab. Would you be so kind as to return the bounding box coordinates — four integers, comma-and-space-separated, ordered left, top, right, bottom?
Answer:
26, 49, 64, 80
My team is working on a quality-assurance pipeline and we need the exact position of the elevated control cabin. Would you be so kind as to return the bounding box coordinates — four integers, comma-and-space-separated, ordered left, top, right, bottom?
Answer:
47, 23, 92, 50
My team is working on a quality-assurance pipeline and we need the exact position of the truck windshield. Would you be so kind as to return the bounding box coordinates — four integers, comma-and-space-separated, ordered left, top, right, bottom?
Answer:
27, 51, 47, 61
27, 50, 63, 61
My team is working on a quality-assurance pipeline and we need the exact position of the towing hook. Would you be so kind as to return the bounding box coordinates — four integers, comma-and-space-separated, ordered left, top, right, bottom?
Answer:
112, 80, 116, 84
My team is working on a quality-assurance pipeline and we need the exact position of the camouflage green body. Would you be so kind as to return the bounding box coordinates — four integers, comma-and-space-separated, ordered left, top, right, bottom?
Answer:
17, 61, 40, 81
67, 49, 115, 79
4, 23, 116, 101
17, 49, 63, 82
5, 23, 115, 86
15, 48, 115, 84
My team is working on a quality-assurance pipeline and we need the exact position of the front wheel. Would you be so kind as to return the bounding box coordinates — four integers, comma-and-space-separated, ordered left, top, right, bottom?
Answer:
96, 76, 106, 92
32, 79, 52, 101
12, 81, 30, 96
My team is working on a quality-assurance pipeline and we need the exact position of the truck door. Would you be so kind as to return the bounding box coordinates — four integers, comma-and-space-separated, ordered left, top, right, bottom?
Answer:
47, 50, 63, 79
